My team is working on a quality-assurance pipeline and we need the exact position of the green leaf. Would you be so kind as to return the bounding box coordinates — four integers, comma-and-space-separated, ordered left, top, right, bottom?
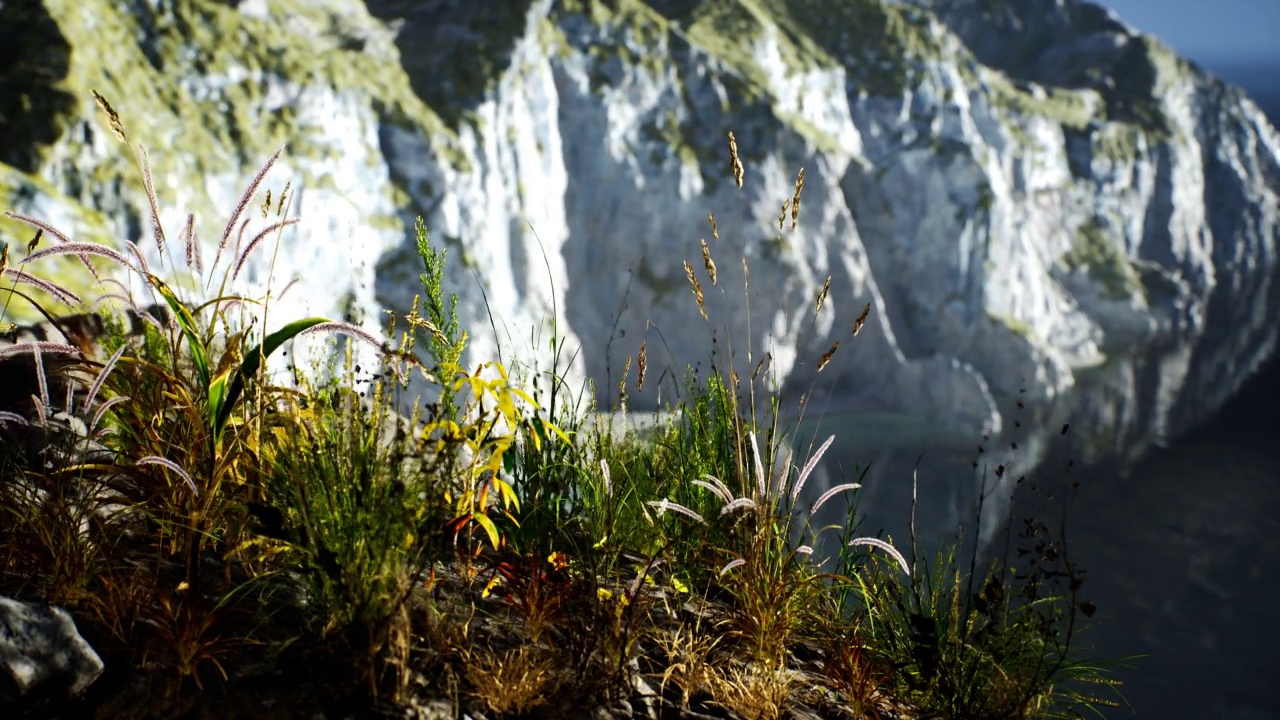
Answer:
148, 275, 211, 389
213, 316, 331, 441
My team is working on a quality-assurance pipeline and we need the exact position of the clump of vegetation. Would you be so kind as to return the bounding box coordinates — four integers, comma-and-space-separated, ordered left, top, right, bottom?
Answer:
0, 95, 1124, 719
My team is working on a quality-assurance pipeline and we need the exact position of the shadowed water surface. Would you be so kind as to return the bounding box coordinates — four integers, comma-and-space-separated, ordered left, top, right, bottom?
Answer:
786, 354, 1280, 719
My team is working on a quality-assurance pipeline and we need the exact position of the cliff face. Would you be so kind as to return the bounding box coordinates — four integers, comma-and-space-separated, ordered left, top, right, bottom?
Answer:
1, 0, 1276, 471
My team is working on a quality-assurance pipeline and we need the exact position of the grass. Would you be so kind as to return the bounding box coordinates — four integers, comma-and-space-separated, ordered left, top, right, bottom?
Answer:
0, 97, 1127, 719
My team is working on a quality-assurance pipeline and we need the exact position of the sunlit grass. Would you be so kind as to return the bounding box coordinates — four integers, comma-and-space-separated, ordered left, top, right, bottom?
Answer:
0, 99, 1126, 718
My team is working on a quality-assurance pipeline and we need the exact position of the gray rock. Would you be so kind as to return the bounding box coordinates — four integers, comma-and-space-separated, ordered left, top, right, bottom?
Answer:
0, 596, 103, 703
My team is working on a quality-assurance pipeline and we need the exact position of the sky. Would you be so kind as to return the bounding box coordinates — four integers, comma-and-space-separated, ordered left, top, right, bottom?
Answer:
1097, 0, 1280, 65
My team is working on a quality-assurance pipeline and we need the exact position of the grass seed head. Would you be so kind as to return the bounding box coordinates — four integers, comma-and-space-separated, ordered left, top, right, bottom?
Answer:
853, 302, 871, 336
815, 275, 830, 313
728, 131, 744, 188
92, 89, 127, 143
818, 341, 838, 372
637, 340, 647, 392
700, 238, 717, 285
684, 260, 707, 320
790, 168, 805, 231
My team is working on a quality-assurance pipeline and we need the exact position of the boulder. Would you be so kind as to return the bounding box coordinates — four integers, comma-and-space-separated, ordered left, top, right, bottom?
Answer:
0, 596, 103, 704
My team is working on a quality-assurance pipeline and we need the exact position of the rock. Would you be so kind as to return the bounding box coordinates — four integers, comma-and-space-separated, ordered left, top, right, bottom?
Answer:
0, 596, 103, 704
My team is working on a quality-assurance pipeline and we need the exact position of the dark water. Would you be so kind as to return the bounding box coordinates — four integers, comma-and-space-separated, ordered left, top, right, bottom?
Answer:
1051, 59, 1280, 719
1047, 354, 1280, 718
786, 352, 1280, 719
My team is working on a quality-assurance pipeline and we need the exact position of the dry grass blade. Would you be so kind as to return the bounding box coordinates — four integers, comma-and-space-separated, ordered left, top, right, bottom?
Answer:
709, 663, 793, 720
656, 626, 720, 709
618, 354, 631, 410
822, 640, 886, 718
817, 341, 838, 372
752, 351, 771, 382
852, 302, 871, 336
790, 168, 805, 231
684, 260, 707, 320
700, 238, 717, 285
92, 89, 127, 143
463, 646, 554, 716
815, 275, 831, 313
727, 131, 744, 188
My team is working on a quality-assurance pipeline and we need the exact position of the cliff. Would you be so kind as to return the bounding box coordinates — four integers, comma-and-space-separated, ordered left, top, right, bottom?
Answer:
1, 0, 1276, 472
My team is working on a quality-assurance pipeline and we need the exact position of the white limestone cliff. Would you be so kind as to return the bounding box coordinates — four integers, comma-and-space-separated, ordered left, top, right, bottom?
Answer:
0, 0, 1276, 478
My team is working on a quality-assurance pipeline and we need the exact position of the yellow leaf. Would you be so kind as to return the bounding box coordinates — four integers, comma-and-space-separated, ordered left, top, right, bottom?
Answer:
495, 477, 521, 513
472, 513, 501, 550
508, 386, 537, 408
482, 573, 502, 599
